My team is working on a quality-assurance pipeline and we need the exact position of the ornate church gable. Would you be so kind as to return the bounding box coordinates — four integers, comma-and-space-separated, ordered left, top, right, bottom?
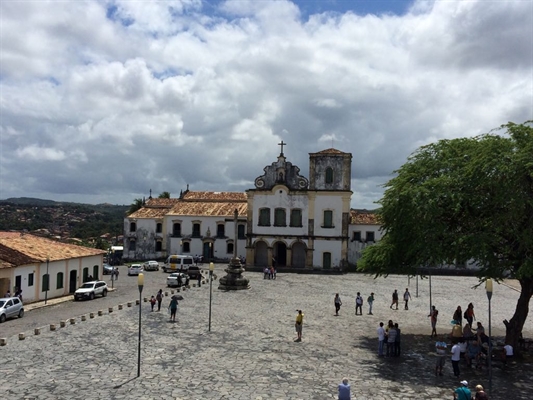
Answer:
254, 141, 309, 191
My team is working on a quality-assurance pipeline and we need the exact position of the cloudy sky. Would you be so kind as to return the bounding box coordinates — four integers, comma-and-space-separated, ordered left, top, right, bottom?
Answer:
1, 0, 531, 209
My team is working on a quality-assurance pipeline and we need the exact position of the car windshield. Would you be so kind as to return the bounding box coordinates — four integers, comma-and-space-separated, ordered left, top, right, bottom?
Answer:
80, 283, 95, 289
0, 300, 5, 307
169, 274, 178, 278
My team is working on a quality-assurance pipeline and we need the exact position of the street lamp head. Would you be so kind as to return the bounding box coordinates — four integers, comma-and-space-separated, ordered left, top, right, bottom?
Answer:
138, 273, 144, 287
209, 262, 215, 272
486, 278, 493, 300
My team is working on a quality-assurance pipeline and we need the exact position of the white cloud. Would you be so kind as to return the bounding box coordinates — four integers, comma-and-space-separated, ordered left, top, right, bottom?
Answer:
0, 0, 531, 208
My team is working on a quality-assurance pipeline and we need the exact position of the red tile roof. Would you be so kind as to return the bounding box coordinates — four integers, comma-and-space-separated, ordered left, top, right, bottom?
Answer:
182, 191, 247, 201
350, 209, 381, 225
168, 201, 247, 217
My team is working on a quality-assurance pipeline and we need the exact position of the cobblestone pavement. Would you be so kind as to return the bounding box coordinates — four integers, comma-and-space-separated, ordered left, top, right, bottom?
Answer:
1, 270, 532, 400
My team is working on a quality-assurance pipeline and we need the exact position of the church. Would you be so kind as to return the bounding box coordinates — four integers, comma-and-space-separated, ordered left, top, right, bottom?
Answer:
123, 144, 382, 270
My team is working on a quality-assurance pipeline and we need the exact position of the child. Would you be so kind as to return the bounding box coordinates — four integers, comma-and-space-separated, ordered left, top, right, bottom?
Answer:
150, 295, 156, 312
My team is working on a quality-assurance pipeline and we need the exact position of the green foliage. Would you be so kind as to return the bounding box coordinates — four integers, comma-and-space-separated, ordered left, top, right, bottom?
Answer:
158, 192, 171, 198
128, 198, 144, 215
358, 121, 533, 280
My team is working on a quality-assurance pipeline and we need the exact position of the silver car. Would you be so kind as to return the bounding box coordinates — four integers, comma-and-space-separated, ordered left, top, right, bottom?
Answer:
0, 297, 24, 323
167, 272, 189, 287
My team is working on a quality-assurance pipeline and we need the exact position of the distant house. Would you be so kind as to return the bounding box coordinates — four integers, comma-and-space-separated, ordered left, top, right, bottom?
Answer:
0, 232, 106, 303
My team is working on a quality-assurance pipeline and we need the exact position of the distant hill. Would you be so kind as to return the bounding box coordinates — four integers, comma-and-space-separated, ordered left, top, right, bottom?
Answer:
0, 198, 128, 244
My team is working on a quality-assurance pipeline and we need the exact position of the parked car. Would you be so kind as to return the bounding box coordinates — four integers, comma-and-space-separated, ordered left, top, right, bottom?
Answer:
143, 260, 160, 271
185, 266, 202, 280
128, 264, 144, 276
74, 281, 108, 301
167, 272, 189, 287
0, 297, 24, 323
103, 264, 117, 275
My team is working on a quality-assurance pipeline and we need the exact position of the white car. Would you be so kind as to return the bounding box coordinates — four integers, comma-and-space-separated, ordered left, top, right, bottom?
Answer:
0, 297, 24, 322
167, 272, 189, 287
142, 260, 160, 271
74, 281, 108, 301
128, 264, 144, 276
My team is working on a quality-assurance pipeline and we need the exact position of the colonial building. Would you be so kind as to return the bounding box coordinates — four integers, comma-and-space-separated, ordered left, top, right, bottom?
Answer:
0, 232, 106, 302
123, 145, 382, 270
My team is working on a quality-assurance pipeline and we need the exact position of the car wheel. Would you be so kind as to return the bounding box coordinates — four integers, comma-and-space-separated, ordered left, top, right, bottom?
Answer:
18, 309, 24, 318
0, 314, 6, 323
90, 292, 95, 300
102, 289, 107, 297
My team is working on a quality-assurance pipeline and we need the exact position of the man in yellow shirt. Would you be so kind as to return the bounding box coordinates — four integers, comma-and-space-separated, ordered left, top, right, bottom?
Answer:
295, 310, 304, 342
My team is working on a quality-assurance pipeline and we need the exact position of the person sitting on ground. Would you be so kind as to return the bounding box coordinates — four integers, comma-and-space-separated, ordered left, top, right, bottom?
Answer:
474, 322, 489, 344
463, 323, 474, 339
474, 384, 489, 400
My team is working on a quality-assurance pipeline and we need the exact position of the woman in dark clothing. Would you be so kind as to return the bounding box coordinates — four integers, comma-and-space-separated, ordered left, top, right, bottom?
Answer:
453, 306, 463, 326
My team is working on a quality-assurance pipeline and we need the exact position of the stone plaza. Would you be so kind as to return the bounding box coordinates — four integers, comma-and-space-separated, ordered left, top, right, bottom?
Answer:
1, 269, 532, 399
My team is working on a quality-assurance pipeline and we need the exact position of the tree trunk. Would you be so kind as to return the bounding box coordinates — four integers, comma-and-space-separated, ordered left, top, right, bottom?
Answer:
504, 276, 533, 350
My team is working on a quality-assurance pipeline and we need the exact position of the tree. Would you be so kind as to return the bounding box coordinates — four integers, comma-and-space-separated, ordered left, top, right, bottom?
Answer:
158, 192, 171, 199
128, 198, 144, 215
358, 122, 533, 348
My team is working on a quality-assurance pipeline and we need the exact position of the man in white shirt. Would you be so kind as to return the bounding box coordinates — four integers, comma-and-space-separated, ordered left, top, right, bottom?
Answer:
377, 322, 386, 357
503, 343, 514, 365
451, 341, 462, 377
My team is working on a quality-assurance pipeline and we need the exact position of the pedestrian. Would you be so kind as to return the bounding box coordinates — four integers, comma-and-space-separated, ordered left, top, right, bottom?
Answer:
428, 305, 439, 337
15, 288, 22, 302
453, 306, 463, 326
270, 266, 275, 279
150, 295, 156, 311
390, 289, 399, 310
387, 322, 397, 357
355, 292, 363, 315
273, 267, 277, 279
334, 293, 342, 316
294, 309, 304, 342
263, 267, 269, 279
5, 290, 11, 297
367, 292, 374, 315
453, 380, 472, 400
474, 322, 488, 344
435, 337, 447, 376
465, 303, 476, 327
168, 296, 178, 322
451, 341, 462, 377
377, 322, 386, 356
474, 384, 489, 400
197, 273, 202, 287
156, 289, 163, 312
88, 275, 93, 281
394, 323, 401, 356
502, 342, 514, 365
403, 288, 411, 310
338, 377, 351, 400
115, 268, 119, 280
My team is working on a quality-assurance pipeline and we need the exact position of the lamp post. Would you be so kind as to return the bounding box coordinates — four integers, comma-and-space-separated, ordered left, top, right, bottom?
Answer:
486, 278, 493, 395
208, 262, 214, 331
429, 272, 432, 313
137, 273, 144, 378
109, 248, 114, 289
45, 257, 50, 305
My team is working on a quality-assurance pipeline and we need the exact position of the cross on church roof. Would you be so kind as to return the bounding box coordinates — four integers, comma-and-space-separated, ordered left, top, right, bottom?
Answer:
278, 140, 286, 156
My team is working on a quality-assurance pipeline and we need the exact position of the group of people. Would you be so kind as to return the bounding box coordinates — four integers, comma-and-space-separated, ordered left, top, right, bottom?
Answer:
263, 266, 277, 279
149, 289, 179, 322
390, 288, 412, 310
454, 380, 489, 400
376, 320, 401, 357
4, 288, 23, 301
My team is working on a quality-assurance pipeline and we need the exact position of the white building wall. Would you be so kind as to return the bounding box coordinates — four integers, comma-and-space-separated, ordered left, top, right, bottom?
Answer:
312, 195, 344, 237
313, 240, 343, 268
347, 224, 384, 265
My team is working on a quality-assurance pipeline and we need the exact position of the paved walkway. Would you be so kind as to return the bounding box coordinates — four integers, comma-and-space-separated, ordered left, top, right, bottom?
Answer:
1, 272, 532, 399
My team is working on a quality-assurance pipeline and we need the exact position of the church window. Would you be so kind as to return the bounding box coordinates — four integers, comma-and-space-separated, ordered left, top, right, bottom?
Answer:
259, 208, 270, 226
290, 209, 302, 227
238, 224, 246, 239
323, 210, 333, 228
129, 222, 136, 232
183, 242, 190, 253
156, 223, 162, 233
173, 223, 181, 237
155, 241, 162, 252
325, 167, 334, 184
217, 224, 225, 238
192, 223, 201, 237
366, 231, 375, 242
227, 243, 234, 254
274, 208, 286, 227
353, 231, 362, 241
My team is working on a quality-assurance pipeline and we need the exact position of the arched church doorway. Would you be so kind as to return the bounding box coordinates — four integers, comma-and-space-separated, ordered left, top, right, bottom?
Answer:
274, 242, 287, 267
254, 241, 268, 267
291, 242, 306, 268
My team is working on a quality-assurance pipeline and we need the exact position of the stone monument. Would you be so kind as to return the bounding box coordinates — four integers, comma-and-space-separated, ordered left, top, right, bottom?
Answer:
218, 209, 250, 291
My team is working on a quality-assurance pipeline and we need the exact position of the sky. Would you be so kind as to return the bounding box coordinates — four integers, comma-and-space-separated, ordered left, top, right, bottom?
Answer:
1, 0, 532, 210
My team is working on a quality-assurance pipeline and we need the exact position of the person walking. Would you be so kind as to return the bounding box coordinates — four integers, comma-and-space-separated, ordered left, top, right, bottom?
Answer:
5, 290, 11, 298
465, 303, 476, 327
435, 337, 447, 376
168, 296, 178, 322
156, 289, 163, 312
403, 288, 412, 310
454, 380, 472, 400
377, 322, 386, 357
428, 305, 439, 337
334, 293, 342, 316
386, 323, 397, 357
367, 292, 375, 315
451, 342, 462, 377
338, 377, 351, 400
390, 289, 399, 310
197, 273, 202, 287
150, 295, 156, 312
114, 268, 119, 280
355, 292, 363, 315
394, 323, 401, 356
295, 309, 304, 342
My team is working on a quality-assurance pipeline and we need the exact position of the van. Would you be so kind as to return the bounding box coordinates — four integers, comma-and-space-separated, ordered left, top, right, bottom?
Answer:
163, 255, 195, 273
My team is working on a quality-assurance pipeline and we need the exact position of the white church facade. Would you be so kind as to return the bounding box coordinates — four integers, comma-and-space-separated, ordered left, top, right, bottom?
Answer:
123, 145, 382, 270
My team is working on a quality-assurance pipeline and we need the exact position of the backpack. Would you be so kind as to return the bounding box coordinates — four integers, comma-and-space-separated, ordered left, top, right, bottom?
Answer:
463, 310, 468, 319
367, 296, 372, 303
